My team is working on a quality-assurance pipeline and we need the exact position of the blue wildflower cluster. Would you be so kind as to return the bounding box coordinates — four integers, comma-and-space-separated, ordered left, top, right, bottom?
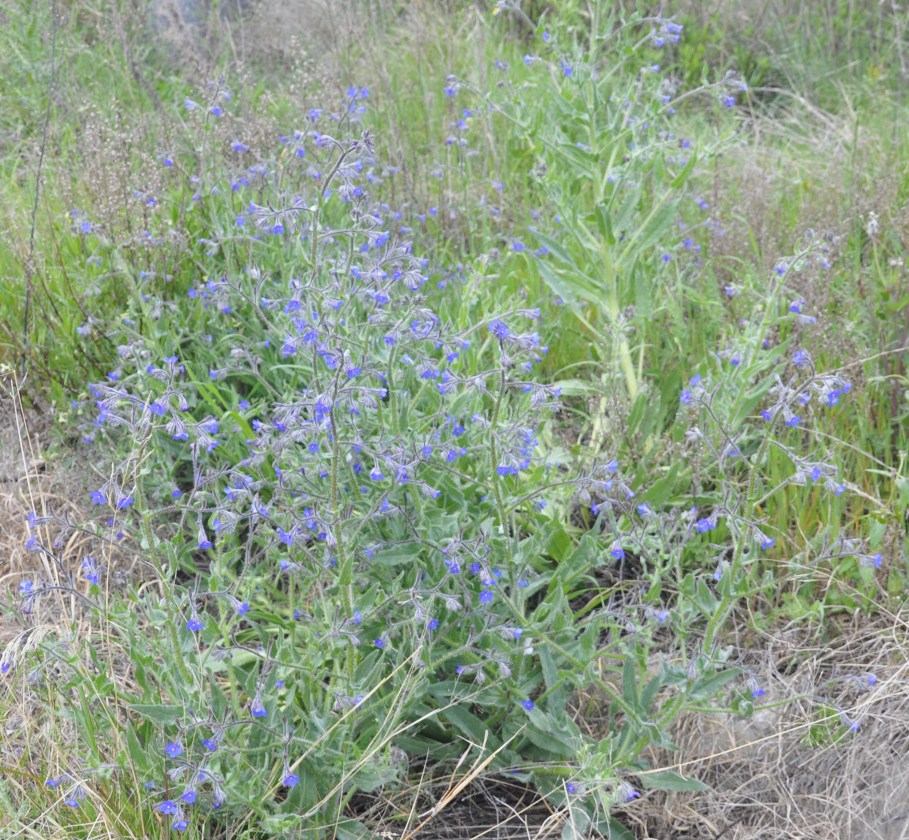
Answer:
4, 9, 891, 837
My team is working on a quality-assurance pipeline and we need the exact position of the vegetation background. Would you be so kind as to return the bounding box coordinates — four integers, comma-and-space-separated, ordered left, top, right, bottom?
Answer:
1, 1, 907, 838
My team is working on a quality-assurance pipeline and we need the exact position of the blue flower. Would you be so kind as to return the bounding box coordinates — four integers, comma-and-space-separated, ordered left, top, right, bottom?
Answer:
157, 799, 178, 815
621, 783, 640, 802
792, 349, 810, 368
284, 772, 300, 788
81, 556, 100, 584
375, 638, 385, 649
694, 516, 716, 533
165, 742, 183, 758
521, 699, 535, 711
488, 319, 511, 339
63, 785, 87, 807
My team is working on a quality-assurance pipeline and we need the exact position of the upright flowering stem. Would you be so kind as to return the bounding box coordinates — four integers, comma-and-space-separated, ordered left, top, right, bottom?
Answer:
598, 212, 639, 404
330, 402, 352, 617
702, 407, 776, 655
138, 509, 194, 687
489, 367, 513, 537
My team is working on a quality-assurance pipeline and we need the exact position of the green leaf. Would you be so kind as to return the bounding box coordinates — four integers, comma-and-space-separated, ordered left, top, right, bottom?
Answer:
642, 463, 682, 507
523, 716, 576, 757
639, 770, 708, 792
603, 816, 636, 840
333, 819, 371, 840
128, 703, 184, 725
688, 668, 741, 703
670, 148, 699, 188
547, 378, 598, 397
539, 646, 562, 698
373, 543, 422, 567
620, 199, 677, 264
536, 256, 605, 311
622, 655, 640, 712
533, 229, 577, 269
351, 759, 400, 793
693, 578, 719, 616
595, 202, 616, 247
125, 724, 149, 773
640, 673, 663, 712
443, 706, 499, 748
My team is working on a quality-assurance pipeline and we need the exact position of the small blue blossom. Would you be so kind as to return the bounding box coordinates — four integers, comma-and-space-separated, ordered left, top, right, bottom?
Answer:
694, 516, 717, 533
81, 556, 100, 584
165, 742, 183, 758
621, 783, 640, 802
793, 348, 812, 368
63, 786, 87, 808
489, 319, 511, 339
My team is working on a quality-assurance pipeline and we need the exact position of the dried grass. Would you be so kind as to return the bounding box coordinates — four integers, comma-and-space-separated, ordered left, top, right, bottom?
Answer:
627, 611, 909, 840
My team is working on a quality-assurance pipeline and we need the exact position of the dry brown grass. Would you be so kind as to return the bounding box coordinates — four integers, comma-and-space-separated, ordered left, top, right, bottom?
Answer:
619, 610, 909, 840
